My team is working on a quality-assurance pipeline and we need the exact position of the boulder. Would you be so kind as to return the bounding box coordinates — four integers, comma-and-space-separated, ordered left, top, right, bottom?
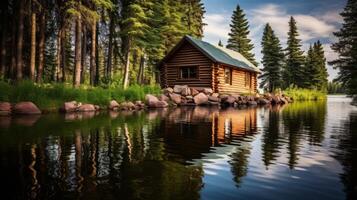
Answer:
60, 101, 78, 113
271, 96, 281, 104
186, 95, 193, 100
208, 101, 220, 105
169, 93, 182, 104
120, 101, 136, 110
208, 96, 220, 102
257, 98, 270, 105
154, 100, 169, 108
94, 105, 101, 110
159, 94, 170, 102
223, 96, 236, 105
135, 101, 145, 108
163, 87, 173, 95
181, 87, 191, 96
285, 96, 293, 103
255, 93, 260, 99
265, 93, 272, 98
211, 93, 219, 98
219, 94, 229, 101
247, 101, 257, 106
0, 102, 11, 116
203, 88, 213, 95
109, 100, 120, 110
173, 85, 188, 94
281, 97, 289, 104
146, 94, 168, 108
193, 93, 208, 105
145, 94, 159, 104
78, 104, 96, 112
13, 102, 41, 115
190, 88, 199, 96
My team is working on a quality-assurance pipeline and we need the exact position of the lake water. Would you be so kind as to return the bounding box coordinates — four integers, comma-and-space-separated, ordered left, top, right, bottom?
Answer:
0, 95, 356, 200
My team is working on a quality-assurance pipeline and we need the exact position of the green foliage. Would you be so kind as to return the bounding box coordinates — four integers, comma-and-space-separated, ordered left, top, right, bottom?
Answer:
305, 41, 328, 90
226, 5, 257, 66
327, 81, 346, 94
260, 23, 284, 92
330, 0, 357, 95
0, 80, 161, 109
284, 86, 327, 101
284, 17, 305, 88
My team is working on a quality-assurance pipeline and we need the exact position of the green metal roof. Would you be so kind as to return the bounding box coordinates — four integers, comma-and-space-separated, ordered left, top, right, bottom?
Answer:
185, 35, 260, 73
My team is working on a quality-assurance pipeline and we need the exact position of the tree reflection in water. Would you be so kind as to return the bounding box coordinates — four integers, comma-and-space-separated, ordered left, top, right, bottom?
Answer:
1, 98, 356, 199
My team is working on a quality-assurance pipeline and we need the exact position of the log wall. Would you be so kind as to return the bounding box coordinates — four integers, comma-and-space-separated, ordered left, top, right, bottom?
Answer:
160, 41, 213, 88
215, 64, 257, 94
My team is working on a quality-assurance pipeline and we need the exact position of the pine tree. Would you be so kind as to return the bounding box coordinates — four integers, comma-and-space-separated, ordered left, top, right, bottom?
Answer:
305, 45, 318, 88
304, 41, 328, 90
284, 16, 305, 88
313, 41, 328, 90
218, 40, 223, 47
121, 0, 149, 88
181, 0, 205, 38
259, 23, 284, 92
330, 0, 357, 95
226, 5, 257, 66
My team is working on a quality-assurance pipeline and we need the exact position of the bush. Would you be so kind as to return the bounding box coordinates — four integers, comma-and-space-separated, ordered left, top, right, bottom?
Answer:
0, 80, 161, 109
284, 87, 326, 101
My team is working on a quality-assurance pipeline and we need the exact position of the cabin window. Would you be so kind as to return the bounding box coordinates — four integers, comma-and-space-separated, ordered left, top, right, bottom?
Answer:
245, 72, 251, 88
180, 66, 198, 79
224, 67, 232, 85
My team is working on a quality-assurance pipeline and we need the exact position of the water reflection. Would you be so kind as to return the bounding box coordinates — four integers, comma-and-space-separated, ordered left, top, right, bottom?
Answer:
0, 97, 356, 199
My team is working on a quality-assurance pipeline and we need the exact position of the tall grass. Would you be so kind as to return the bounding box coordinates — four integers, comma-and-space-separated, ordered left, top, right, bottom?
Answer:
0, 80, 161, 109
284, 87, 327, 101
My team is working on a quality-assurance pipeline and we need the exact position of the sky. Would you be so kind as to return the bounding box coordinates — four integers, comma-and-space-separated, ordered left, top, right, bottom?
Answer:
202, 0, 347, 81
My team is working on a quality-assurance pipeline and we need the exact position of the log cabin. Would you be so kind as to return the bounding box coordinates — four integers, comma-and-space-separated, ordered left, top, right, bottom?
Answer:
158, 35, 261, 94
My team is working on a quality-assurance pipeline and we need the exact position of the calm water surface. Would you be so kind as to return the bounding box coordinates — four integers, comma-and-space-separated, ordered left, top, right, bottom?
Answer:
0, 95, 356, 200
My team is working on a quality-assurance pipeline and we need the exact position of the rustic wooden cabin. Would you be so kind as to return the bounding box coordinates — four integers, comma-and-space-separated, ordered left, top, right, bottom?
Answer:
158, 35, 261, 94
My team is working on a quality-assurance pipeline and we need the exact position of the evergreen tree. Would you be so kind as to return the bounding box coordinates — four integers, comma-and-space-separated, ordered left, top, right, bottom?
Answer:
218, 40, 223, 47
181, 0, 205, 38
303, 41, 328, 90
259, 23, 284, 92
284, 16, 305, 88
330, 0, 357, 95
226, 5, 257, 66
313, 41, 328, 90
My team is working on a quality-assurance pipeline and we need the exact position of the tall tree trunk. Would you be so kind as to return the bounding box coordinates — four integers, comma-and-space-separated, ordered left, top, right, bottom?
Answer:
30, 10, 36, 81
106, 13, 114, 80
137, 54, 145, 84
81, 27, 86, 84
95, 23, 99, 85
90, 22, 96, 86
55, 28, 62, 82
37, 12, 45, 83
0, 32, 6, 78
10, 24, 16, 79
123, 39, 131, 89
73, 13, 82, 87
61, 31, 66, 82
16, 0, 25, 80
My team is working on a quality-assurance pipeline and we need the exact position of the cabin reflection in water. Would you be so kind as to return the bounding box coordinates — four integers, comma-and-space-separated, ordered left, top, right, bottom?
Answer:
159, 107, 257, 161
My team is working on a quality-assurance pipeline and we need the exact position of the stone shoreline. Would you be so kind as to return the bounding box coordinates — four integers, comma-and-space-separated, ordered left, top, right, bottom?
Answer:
0, 85, 292, 115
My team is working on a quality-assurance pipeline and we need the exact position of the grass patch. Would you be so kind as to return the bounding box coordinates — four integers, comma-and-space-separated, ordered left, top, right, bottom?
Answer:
284, 87, 327, 101
0, 80, 161, 109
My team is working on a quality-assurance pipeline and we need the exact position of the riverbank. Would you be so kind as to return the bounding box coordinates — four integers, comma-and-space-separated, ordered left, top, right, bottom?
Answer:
1, 81, 331, 116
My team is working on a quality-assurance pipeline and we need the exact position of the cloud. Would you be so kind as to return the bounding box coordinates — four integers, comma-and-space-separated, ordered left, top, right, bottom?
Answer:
203, 3, 342, 81
249, 4, 335, 42
203, 14, 231, 45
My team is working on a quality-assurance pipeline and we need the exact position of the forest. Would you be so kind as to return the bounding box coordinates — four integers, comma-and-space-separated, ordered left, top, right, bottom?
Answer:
0, 0, 205, 88
0, 0, 355, 100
